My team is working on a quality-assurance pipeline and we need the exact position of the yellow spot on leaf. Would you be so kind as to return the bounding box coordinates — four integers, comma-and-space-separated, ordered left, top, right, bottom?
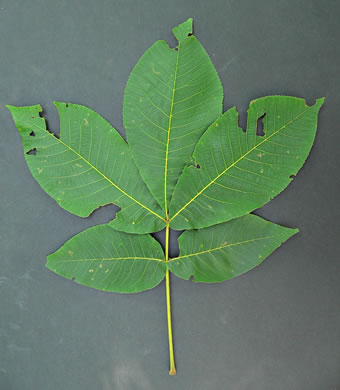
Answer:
152, 64, 160, 75
68, 251, 73, 256
75, 163, 82, 168
89, 269, 94, 273
84, 118, 89, 126
38, 168, 43, 174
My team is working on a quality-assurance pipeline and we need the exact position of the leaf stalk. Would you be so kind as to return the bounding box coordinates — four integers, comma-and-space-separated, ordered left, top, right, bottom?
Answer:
165, 221, 176, 375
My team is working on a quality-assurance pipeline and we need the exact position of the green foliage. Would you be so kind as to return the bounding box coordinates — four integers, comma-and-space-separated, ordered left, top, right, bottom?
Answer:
169, 96, 324, 230
123, 18, 223, 212
7, 18, 323, 374
7, 102, 164, 234
47, 225, 166, 293
168, 214, 298, 282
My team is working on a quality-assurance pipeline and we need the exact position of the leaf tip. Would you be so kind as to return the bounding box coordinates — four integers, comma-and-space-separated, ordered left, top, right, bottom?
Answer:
286, 227, 299, 240
172, 18, 193, 43
315, 97, 325, 107
53, 101, 63, 108
5, 104, 16, 116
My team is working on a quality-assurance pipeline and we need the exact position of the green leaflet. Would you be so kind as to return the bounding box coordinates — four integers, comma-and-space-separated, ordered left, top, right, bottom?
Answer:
168, 214, 298, 282
123, 18, 223, 213
169, 96, 324, 230
47, 224, 165, 293
7, 103, 165, 234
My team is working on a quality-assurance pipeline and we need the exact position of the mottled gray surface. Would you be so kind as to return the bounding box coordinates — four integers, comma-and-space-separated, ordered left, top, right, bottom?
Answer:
0, 0, 339, 389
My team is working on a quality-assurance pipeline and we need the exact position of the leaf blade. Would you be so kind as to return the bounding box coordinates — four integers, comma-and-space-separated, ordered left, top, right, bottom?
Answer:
123, 18, 223, 213
7, 103, 165, 234
47, 224, 166, 293
169, 96, 324, 230
168, 214, 298, 282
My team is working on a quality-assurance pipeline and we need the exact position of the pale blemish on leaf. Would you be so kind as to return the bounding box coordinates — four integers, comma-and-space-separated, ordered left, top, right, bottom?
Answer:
68, 251, 73, 256
89, 269, 94, 273
152, 64, 160, 75
84, 118, 89, 126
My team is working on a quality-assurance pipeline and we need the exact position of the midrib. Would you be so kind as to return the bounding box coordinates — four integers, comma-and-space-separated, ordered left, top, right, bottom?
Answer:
164, 45, 181, 215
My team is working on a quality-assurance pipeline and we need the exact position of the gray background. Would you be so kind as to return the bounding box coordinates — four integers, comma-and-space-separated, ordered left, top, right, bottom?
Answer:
0, 0, 339, 389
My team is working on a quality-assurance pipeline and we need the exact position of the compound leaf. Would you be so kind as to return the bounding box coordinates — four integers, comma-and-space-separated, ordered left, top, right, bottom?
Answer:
123, 18, 223, 213
8, 17, 324, 375
169, 96, 324, 230
47, 224, 165, 293
168, 214, 298, 282
7, 103, 165, 234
